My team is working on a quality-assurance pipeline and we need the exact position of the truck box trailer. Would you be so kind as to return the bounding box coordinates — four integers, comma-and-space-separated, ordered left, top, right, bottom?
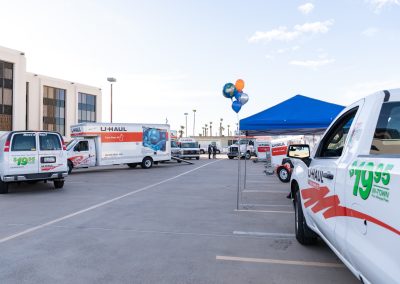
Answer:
67, 123, 171, 173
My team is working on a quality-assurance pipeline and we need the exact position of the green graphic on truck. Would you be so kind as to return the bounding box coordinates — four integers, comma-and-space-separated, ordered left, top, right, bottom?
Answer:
349, 160, 393, 202
13, 157, 36, 166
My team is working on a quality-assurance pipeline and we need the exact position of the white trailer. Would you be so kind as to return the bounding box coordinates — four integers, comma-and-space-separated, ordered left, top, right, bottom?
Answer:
67, 123, 171, 173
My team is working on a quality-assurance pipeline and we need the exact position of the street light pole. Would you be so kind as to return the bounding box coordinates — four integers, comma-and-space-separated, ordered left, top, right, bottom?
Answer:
107, 77, 117, 123
210, 122, 212, 137
192, 109, 196, 137
184, 113, 188, 137
220, 118, 223, 136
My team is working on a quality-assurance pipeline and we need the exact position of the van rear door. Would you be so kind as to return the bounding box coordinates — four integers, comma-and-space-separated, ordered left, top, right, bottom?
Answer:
8, 132, 38, 176
38, 132, 64, 173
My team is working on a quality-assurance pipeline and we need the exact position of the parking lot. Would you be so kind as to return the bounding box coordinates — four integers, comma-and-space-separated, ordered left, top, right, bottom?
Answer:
0, 156, 357, 284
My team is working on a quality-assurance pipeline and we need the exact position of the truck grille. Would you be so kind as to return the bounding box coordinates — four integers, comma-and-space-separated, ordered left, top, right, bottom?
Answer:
230, 147, 238, 152
183, 150, 198, 155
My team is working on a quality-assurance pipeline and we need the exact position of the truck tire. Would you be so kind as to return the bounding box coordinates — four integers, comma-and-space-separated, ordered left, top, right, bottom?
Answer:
68, 160, 73, 174
196, 157, 200, 160
216, 150, 221, 154
200, 149, 205, 154
277, 167, 290, 183
141, 157, 153, 169
295, 190, 317, 245
228, 156, 234, 160
128, 163, 138, 168
53, 179, 65, 189
0, 180, 9, 194
245, 152, 251, 159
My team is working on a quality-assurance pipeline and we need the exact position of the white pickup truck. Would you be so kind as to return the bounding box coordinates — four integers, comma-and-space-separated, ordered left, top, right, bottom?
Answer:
288, 89, 400, 284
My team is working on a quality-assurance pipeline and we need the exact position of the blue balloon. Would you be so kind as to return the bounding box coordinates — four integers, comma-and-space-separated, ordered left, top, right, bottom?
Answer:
234, 90, 242, 100
222, 83, 236, 99
232, 100, 242, 113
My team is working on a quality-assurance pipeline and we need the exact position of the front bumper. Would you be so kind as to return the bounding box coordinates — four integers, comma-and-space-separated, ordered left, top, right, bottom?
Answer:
3, 172, 68, 182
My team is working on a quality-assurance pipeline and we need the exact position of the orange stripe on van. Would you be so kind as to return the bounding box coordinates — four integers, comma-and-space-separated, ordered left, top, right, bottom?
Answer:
101, 132, 142, 143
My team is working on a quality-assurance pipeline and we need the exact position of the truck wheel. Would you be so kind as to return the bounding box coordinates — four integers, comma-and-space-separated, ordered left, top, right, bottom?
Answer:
295, 190, 317, 245
216, 150, 221, 154
0, 180, 9, 194
196, 157, 200, 160
200, 149, 205, 154
228, 156, 234, 160
128, 163, 138, 168
277, 167, 290, 183
141, 157, 153, 169
68, 160, 73, 174
245, 152, 251, 159
53, 179, 65, 189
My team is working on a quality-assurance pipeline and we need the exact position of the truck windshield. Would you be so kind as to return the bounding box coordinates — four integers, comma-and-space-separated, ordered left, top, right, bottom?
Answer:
181, 142, 198, 148
66, 140, 77, 151
171, 140, 179, 148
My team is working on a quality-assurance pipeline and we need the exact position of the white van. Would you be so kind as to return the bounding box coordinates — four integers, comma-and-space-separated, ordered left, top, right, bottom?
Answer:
67, 123, 171, 173
288, 89, 400, 283
176, 138, 200, 160
0, 131, 68, 194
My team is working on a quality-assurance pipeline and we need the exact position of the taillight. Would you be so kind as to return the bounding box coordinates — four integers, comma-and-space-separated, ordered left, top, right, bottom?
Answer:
4, 139, 10, 152
59, 134, 67, 150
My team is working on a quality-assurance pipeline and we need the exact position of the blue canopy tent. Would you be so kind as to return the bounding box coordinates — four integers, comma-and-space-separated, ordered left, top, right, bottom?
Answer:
240, 95, 345, 135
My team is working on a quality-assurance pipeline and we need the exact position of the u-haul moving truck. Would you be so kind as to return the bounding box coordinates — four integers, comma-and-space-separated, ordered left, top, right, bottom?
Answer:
67, 123, 171, 173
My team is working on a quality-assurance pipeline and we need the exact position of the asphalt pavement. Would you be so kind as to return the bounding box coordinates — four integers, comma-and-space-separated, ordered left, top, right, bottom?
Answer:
0, 156, 358, 284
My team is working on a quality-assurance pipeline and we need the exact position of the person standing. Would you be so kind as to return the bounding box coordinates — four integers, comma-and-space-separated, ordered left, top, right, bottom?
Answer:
212, 145, 217, 159
208, 144, 212, 159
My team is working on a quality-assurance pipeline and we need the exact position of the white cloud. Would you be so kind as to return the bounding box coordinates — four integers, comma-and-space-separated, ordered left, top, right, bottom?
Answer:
248, 20, 334, 43
289, 58, 335, 68
367, 0, 400, 12
362, 27, 379, 37
298, 3, 315, 14
294, 20, 334, 33
265, 54, 274, 60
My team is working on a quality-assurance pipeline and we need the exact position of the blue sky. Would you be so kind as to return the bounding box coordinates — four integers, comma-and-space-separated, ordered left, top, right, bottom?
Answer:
1, 0, 400, 135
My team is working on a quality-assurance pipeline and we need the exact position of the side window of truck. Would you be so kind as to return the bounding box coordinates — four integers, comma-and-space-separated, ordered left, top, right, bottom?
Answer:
11, 133, 36, 151
316, 107, 358, 158
370, 102, 400, 155
75, 141, 89, 152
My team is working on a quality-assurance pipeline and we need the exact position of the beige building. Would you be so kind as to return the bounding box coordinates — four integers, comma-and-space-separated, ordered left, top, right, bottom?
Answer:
0, 45, 102, 138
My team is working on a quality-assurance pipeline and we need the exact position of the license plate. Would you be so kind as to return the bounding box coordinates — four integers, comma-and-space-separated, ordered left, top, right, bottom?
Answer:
41, 156, 56, 163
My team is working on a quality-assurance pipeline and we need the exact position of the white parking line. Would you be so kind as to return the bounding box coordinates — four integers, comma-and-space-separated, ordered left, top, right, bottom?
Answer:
216, 255, 345, 268
0, 160, 220, 244
236, 209, 294, 214
233, 231, 295, 238
240, 204, 292, 208
242, 190, 285, 193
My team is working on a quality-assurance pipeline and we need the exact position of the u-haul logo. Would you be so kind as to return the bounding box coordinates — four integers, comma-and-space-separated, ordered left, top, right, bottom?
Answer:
100, 126, 127, 132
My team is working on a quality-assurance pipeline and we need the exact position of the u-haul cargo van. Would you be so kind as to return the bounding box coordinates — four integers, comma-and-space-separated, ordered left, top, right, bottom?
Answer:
67, 123, 171, 173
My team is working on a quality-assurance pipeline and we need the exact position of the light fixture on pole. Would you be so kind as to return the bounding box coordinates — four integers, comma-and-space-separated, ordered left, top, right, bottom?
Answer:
192, 109, 196, 136
184, 113, 188, 137
107, 77, 117, 123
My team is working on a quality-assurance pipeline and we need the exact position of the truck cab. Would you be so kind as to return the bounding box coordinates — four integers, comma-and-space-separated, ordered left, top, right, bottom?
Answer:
227, 139, 255, 159
177, 138, 200, 160
66, 137, 97, 173
288, 89, 400, 283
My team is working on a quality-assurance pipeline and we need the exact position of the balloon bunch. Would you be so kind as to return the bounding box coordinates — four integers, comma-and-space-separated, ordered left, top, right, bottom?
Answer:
222, 79, 249, 113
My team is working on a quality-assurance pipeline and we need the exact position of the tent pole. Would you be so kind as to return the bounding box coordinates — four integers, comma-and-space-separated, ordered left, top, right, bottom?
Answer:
244, 139, 247, 189
236, 113, 241, 210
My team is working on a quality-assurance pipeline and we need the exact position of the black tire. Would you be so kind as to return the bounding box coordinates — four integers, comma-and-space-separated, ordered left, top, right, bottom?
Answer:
295, 190, 317, 245
0, 180, 9, 194
228, 156, 234, 160
141, 157, 153, 169
245, 152, 251, 159
195, 157, 200, 160
216, 150, 221, 154
177, 159, 182, 163
154, 161, 159, 165
277, 167, 291, 183
54, 179, 64, 189
68, 160, 73, 174
200, 149, 205, 154
128, 163, 138, 168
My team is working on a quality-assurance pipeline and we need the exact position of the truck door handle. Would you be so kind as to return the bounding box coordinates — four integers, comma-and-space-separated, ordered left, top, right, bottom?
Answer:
323, 172, 334, 180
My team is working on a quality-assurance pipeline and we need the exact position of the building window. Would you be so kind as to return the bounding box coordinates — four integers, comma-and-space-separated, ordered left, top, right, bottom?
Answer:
43, 86, 65, 135
0, 60, 13, 130
78, 93, 96, 123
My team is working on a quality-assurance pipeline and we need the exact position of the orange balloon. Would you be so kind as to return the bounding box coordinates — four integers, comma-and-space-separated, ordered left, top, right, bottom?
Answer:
235, 79, 245, 92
